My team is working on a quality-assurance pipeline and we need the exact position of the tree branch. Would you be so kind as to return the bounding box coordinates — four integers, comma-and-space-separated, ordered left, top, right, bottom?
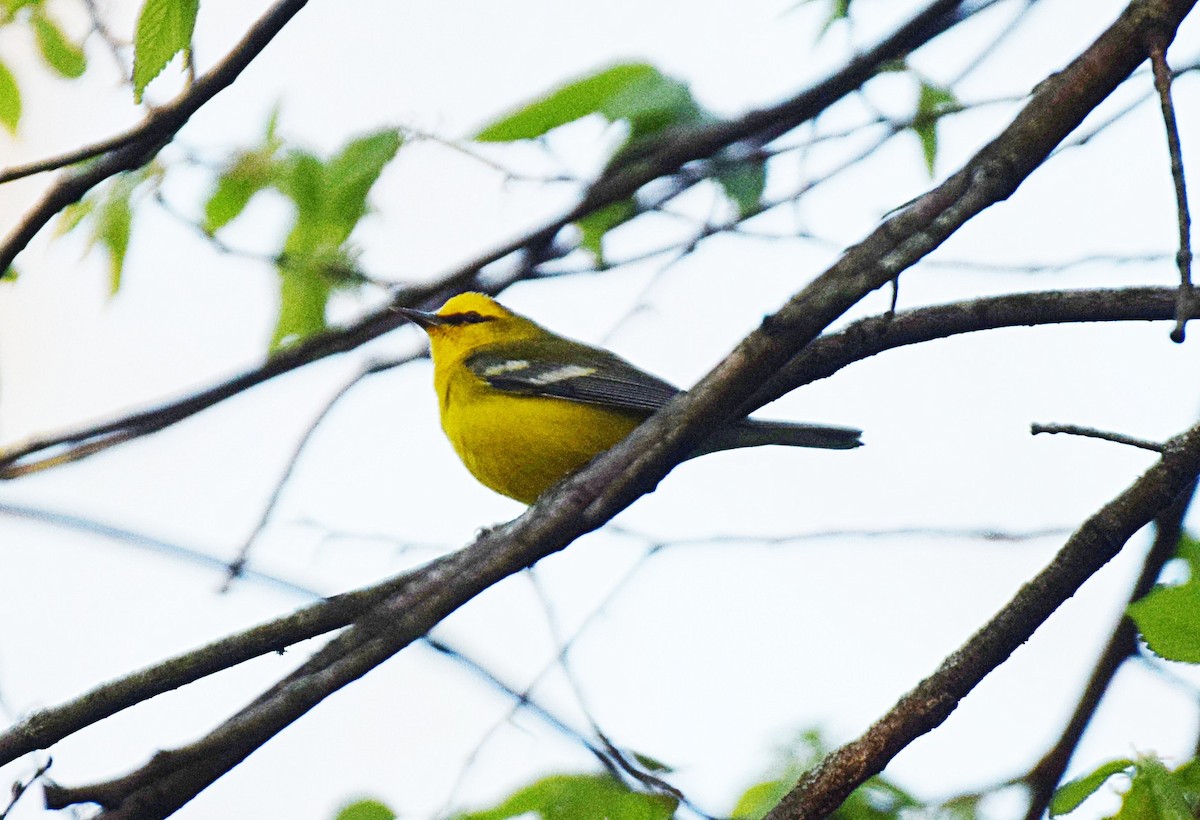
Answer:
1146, 36, 1194, 342
0, 0, 312, 273
746, 285, 1199, 416
1030, 423, 1165, 452
1020, 478, 1197, 820
767, 417, 1200, 819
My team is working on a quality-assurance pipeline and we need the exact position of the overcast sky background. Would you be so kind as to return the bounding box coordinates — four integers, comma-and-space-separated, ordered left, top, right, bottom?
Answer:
1, 1, 1200, 818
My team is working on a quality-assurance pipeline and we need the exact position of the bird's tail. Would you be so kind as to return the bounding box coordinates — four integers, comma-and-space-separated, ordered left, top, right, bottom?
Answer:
696, 418, 862, 455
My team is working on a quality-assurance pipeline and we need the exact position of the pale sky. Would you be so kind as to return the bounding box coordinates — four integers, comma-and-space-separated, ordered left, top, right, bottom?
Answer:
1, 1, 1199, 818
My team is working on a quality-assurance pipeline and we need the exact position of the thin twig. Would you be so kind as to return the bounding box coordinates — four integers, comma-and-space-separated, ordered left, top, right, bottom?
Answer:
949, 0, 1038, 84
1020, 478, 1197, 819
221, 355, 419, 588
1049, 59, 1200, 154
0, 130, 146, 185
81, 0, 127, 75
1030, 423, 1164, 452
609, 524, 1070, 548
1, 757, 52, 820
421, 637, 625, 784
1148, 39, 1194, 342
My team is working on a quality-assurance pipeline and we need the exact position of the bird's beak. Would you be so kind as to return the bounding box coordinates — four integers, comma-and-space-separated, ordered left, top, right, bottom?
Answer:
394, 305, 446, 329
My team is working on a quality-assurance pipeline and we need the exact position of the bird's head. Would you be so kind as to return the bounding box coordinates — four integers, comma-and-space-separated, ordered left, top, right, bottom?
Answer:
395, 292, 541, 361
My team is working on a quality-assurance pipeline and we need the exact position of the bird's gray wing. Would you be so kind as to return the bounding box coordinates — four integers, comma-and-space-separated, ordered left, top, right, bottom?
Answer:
465, 338, 680, 413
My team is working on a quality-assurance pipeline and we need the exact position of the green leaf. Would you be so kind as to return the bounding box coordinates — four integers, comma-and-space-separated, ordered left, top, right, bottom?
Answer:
0, 59, 21, 133
265, 130, 399, 349
57, 168, 156, 295
1129, 581, 1200, 663
272, 261, 333, 351
454, 773, 676, 820
0, 0, 37, 24
818, 0, 851, 37
1171, 758, 1200, 791
715, 158, 766, 218
131, 0, 198, 103
1, 265, 17, 282
475, 63, 660, 141
56, 198, 95, 236
913, 81, 957, 177
1172, 532, 1200, 578
204, 152, 275, 232
601, 69, 703, 138
733, 778, 795, 819
630, 752, 673, 774
938, 792, 984, 820
96, 191, 132, 295
1049, 759, 1135, 816
1116, 758, 1195, 820
322, 128, 403, 239
576, 199, 636, 266
31, 8, 86, 78
838, 776, 919, 818
335, 799, 396, 820
275, 150, 326, 218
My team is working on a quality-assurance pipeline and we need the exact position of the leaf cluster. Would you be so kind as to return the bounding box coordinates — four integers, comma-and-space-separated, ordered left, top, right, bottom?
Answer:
475, 62, 765, 264
204, 115, 402, 348
0, 0, 87, 132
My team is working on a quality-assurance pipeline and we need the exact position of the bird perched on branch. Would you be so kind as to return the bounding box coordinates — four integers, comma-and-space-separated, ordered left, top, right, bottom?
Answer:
396, 292, 861, 504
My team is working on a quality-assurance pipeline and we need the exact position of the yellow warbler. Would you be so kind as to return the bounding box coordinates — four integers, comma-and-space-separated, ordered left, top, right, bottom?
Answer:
397, 293, 860, 503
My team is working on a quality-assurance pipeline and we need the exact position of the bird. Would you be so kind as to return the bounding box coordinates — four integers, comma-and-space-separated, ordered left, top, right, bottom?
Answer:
396, 292, 861, 504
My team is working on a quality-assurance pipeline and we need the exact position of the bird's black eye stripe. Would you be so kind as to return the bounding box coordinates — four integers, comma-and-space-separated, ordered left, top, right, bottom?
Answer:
441, 311, 496, 325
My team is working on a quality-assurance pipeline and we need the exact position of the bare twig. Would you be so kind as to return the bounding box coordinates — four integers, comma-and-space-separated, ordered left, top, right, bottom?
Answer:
1, 757, 51, 820
923, 251, 1170, 274
1051, 59, 1200, 154
81, 0, 127, 75
421, 638, 626, 784
610, 524, 1070, 548
1030, 423, 1165, 452
221, 354, 420, 588
1147, 38, 1194, 342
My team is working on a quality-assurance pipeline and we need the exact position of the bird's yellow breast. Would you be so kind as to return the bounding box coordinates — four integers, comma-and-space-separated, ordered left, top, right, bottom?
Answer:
437, 363, 643, 504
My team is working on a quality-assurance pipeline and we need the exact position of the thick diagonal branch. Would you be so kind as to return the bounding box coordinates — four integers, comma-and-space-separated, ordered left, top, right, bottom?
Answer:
1020, 479, 1196, 820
